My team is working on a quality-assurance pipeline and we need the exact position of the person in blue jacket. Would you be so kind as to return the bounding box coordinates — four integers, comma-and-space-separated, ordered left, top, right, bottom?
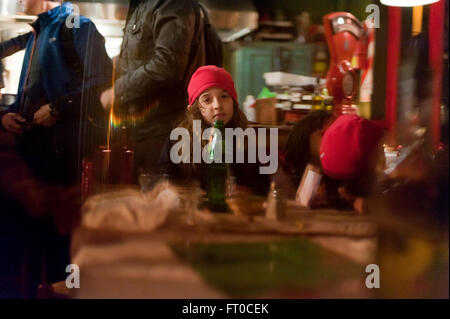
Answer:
0, 0, 112, 297
0, 0, 112, 186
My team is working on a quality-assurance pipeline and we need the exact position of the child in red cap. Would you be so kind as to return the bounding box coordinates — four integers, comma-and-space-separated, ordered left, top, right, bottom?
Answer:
158, 65, 268, 194
319, 114, 385, 213
185, 65, 247, 128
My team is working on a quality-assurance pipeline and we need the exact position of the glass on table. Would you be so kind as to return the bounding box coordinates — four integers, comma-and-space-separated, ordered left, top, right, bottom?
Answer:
180, 186, 203, 226
138, 168, 152, 195
226, 175, 236, 199
138, 168, 169, 196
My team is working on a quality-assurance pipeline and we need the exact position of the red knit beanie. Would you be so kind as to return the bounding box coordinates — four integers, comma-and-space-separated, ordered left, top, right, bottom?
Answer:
320, 114, 384, 180
187, 65, 238, 106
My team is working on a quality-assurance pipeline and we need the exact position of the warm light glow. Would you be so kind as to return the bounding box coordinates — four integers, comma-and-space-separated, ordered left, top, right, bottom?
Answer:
380, 0, 439, 7
412, 5, 423, 35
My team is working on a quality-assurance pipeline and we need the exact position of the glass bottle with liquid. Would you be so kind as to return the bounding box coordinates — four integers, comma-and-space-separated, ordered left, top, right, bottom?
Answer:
207, 120, 229, 212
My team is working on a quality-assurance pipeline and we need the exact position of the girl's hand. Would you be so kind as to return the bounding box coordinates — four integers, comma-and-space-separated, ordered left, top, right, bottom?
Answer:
100, 88, 114, 110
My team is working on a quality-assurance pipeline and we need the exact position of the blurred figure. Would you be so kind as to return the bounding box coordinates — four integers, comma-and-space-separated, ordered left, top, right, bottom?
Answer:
0, 0, 111, 298
283, 112, 384, 212
0, 152, 80, 298
100, 0, 218, 176
319, 114, 385, 213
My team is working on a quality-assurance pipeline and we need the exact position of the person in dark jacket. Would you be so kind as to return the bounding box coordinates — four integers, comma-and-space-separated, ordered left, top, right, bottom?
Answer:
100, 0, 209, 176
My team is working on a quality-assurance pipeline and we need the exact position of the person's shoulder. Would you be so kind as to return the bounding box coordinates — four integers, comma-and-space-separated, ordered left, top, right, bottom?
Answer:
70, 16, 103, 37
73, 15, 98, 30
78, 15, 94, 25
55, 13, 95, 29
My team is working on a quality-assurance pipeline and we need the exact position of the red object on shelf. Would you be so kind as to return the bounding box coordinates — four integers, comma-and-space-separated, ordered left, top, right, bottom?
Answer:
323, 12, 364, 115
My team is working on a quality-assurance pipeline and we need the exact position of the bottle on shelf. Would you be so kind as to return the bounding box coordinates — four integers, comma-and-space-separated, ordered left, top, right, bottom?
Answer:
321, 87, 333, 112
312, 42, 329, 78
312, 78, 324, 111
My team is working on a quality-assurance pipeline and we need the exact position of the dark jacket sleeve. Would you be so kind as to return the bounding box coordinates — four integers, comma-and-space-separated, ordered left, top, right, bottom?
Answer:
0, 32, 31, 59
114, 0, 197, 107
51, 20, 112, 115
0, 33, 32, 127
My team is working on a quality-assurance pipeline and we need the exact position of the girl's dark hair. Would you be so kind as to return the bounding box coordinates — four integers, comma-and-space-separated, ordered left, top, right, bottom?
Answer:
284, 110, 334, 186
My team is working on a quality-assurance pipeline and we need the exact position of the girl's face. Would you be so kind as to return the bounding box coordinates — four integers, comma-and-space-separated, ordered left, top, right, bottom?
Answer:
197, 87, 234, 126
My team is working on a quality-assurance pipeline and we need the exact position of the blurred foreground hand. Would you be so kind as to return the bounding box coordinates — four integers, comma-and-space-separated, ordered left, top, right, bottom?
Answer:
100, 87, 113, 111
1, 113, 25, 134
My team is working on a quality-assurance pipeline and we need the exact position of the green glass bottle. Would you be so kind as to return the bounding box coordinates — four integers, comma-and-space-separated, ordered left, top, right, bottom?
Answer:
207, 120, 229, 212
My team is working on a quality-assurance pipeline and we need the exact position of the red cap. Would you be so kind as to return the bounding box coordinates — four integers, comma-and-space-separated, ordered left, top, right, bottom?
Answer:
320, 114, 384, 180
187, 65, 238, 106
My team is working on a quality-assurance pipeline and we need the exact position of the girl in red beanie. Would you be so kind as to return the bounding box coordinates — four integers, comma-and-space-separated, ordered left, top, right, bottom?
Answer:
158, 66, 269, 194
183, 65, 248, 134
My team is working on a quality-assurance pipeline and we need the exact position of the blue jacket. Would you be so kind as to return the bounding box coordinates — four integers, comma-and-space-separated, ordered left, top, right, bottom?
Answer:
2, 2, 112, 119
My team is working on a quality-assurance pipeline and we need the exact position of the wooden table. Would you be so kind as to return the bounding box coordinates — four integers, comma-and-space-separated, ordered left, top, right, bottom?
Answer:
70, 188, 378, 299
